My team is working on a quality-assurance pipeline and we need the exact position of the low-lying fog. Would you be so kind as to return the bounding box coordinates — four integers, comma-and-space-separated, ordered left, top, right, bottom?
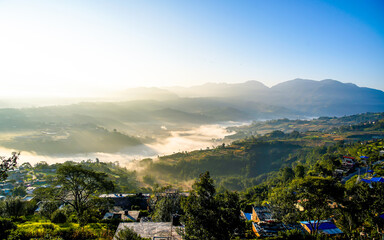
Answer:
2, 123, 246, 167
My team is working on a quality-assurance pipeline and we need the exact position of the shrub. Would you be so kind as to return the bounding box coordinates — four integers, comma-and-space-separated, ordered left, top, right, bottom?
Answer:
131, 205, 140, 210
53, 228, 75, 240
71, 228, 97, 240
7, 229, 29, 240
51, 210, 67, 223
39, 201, 60, 219
115, 227, 149, 240
0, 217, 16, 239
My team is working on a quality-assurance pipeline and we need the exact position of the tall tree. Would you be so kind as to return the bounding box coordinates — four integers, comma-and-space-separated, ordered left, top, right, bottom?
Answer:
152, 192, 183, 222
181, 171, 241, 240
55, 164, 114, 225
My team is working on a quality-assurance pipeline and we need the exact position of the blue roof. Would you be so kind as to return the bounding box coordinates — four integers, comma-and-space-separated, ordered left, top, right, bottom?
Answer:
244, 213, 252, 221
370, 177, 384, 182
362, 177, 384, 183
300, 220, 343, 234
380, 214, 384, 219
301, 221, 336, 230
360, 156, 369, 159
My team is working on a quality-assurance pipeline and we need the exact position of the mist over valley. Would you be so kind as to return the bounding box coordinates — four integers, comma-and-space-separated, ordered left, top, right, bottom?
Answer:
0, 79, 383, 167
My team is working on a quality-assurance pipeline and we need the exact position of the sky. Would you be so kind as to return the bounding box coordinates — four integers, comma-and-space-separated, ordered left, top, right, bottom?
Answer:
0, 0, 383, 97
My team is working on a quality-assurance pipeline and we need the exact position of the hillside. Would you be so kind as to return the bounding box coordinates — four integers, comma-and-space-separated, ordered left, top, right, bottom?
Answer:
137, 113, 384, 190
0, 98, 296, 155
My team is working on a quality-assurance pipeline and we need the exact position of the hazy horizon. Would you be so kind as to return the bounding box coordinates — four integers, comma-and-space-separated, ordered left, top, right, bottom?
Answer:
0, 78, 381, 103
0, 0, 383, 98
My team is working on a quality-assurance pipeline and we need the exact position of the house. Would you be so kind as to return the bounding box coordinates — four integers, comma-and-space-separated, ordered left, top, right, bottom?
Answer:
300, 220, 343, 235
0, 182, 14, 190
114, 222, 182, 240
26, 187, 36, 195
252, 221, 286, 238
240, 210, 252, 221
103, 208, 140, 221
251, 206, 275, 223
380, 150, 384, 157
361, 177, 384, 184
1, 188, 12, 196
251, 206, 288, 237
22, 196, 34, 202
342, 156, 356, 168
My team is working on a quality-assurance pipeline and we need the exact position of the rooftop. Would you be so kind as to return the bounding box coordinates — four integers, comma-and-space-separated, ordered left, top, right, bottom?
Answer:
300, 220, 343, 235
114, 222, 182, 240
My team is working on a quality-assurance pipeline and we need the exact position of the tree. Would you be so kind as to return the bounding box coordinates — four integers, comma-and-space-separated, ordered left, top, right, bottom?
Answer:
181, 171, 241, 240
55, 164, 114, 225
0, 152, 19, 181
12, 186, 27, 197
281, 167, 295, 182
345, 182, 384, 237
39, 201, 60, 219
4, 197, 25, 218
271, 176, 343, 236
152, 192, 183, 222
294, 165, 305, 178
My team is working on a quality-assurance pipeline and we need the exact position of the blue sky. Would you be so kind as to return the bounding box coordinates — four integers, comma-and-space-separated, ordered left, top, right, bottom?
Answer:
0, 0, 383, 96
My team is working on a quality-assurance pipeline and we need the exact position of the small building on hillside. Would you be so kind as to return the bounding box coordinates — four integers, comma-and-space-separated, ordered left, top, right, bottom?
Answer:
103, 209, 140, 221
380, 150, 384, 157
251, 206, 275, 223
251, 206, 288, 237
361, 177, 384, 184
300, 220, 343, 235
252, 221, 287, 238
342, 156, 356, 168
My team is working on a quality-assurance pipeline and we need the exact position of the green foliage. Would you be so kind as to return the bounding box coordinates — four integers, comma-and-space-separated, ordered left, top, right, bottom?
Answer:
280, 167, 295, 183
4, 197, 25, 218
0, 217, 16, 239
146, 140, 301, 190
115, 227, 150, 240
55, 163, 115, 226
263, 229, 315, 240
142, 174, 156, 185
0, 152, 19, 181
51, 209, 67, 223
270, 176, 344, 234
152, 193, 183, 222
7, 222, 99, 240
294, 165, 305, 178
181, 171, 241, 240
39, 201, 60, 219
11, 186, 27, 197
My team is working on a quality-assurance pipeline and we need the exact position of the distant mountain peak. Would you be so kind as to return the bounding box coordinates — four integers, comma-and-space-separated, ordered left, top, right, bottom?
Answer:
242, 80, 268, 88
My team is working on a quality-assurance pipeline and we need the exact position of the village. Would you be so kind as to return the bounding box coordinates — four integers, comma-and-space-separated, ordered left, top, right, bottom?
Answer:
1, 149, 384, 239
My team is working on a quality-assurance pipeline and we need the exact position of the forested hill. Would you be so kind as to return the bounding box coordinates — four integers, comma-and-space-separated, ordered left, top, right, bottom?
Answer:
226, 112, 384, 140
137, 114, 384, 191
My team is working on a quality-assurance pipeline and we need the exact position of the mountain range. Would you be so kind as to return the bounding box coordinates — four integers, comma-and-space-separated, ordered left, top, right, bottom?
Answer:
162, 79, 384, 116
